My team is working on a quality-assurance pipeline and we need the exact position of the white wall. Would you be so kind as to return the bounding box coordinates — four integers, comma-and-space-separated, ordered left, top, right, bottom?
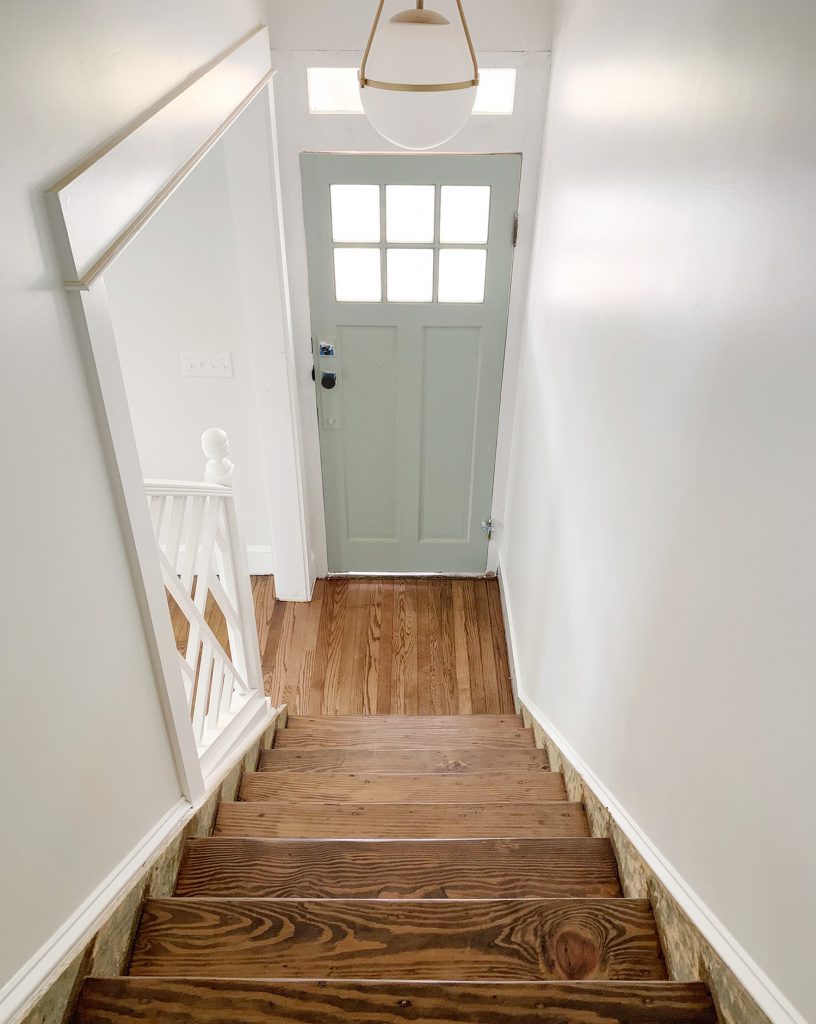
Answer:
266, 0, 554, 577
501, 2, 816, 1021
267, 0, 553, 51
104, 134, 276, 572
0, 0, 264, 1006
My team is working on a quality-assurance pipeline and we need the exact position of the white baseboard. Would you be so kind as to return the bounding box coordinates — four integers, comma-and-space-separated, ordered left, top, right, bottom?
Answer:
246, 545, 274, 575
0, 799, 191, 1024
497, 559, 806, 1024
0, 702, 283, 1024
199, 696, 276, 790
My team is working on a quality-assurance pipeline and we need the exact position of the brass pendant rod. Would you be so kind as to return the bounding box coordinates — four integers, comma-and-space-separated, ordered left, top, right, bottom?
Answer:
454, 0, 479, 83
359, 0, 480, 92
359, 0, 387, 89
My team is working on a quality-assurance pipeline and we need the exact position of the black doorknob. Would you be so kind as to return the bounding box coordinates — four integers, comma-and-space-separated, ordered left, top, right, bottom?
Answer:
321, 371, 337, 390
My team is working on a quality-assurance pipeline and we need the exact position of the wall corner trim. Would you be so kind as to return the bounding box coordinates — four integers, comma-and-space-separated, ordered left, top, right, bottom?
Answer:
497, 558, 807, 1024
246, 545, 275, 575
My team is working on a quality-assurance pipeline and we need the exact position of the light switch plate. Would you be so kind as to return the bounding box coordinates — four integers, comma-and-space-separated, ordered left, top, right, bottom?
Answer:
181, 352, 234, 378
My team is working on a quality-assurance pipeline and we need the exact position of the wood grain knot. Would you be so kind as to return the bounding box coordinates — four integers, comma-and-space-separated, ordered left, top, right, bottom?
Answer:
553, 929, 600, 979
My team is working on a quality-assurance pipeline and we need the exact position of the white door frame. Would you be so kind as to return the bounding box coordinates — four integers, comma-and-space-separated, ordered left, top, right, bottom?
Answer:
45, 26, 311, 802
266, 48, 551, 580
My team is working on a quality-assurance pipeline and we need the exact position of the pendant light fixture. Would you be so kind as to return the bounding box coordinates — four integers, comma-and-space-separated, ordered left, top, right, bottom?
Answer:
358, 0, 479, 150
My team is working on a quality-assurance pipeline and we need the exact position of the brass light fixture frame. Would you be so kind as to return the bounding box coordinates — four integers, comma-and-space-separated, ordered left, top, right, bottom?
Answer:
359, 0, 480, 93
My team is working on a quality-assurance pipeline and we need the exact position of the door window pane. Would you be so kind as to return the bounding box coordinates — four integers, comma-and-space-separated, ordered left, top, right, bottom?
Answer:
440, 185, 491, 243
386, 185, 435, 242
386, 249, 434, 302
438, 249, 487, 302
334, 248, 382, 301
330, 184, 380, 242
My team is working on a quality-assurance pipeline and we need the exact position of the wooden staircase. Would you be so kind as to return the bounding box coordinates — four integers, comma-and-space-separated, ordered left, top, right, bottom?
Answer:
75, 714, 717, 1024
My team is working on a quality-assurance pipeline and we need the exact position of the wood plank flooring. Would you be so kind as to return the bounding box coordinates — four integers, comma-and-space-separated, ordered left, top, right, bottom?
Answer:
251, 577, 514, 715
169, 576, 514, 716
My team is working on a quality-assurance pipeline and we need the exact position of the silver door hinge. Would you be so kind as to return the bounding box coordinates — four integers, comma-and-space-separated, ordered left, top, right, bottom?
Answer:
512, 212, 519, 247
480, 518, 494, 538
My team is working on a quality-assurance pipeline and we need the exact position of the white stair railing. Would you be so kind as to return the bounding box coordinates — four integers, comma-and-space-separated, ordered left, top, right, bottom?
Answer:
145, 428, 268, 775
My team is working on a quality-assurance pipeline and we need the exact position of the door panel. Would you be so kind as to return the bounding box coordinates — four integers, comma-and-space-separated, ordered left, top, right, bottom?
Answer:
302, 154, 521, 574
419, 327, 481, 542
339, 325, 398, 541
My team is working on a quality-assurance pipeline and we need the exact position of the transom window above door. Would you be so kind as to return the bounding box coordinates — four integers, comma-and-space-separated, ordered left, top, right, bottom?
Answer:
330, 184, 491, 304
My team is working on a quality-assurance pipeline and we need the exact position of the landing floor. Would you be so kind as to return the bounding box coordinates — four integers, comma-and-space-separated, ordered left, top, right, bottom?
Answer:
250, 577, 514, 716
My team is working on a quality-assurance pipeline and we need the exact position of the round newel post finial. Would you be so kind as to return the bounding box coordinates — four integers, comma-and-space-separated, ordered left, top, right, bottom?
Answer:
202, 427, 234, 485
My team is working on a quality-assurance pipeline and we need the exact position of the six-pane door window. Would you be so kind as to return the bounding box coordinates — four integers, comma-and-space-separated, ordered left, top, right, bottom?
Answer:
330, 184, 491, 304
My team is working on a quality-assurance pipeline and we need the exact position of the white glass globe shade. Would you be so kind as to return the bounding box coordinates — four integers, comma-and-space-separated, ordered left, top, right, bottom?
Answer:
360, 16, 477, 150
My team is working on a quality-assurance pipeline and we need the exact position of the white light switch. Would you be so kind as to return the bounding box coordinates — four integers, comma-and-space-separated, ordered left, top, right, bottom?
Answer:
181, 352, 234, 378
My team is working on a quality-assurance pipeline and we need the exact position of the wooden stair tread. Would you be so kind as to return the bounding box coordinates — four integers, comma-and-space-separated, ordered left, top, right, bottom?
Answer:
274, 727, 535, 749
214, 802, 589, 838
239, 771, 568, 804
286, 715, 524, 729
78, 978, 717, 1024
175, 837, 622, 899
259, 747, 550, 773
130, 898, 666, 981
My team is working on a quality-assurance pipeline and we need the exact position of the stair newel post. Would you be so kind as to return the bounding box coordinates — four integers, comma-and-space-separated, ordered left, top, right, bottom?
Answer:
201, 428, 265, 701
202, 427, 235, 487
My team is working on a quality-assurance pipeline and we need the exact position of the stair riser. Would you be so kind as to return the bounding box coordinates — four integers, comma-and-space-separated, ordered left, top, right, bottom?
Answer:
175, 837, 623, 899
287, 716, 524, 728
259, 748, 550, 773
214, 802, 590, 839
239, 771, 568, 804
274, 729, 536, 749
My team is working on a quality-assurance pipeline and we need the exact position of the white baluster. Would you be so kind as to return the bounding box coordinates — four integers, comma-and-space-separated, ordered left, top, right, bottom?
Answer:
144, 427, 269, 764
202, 427, 234, 486
200, 427, 264, 700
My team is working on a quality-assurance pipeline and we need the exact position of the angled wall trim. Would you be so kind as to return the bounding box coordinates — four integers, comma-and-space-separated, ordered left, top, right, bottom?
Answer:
48, 26, 273, 288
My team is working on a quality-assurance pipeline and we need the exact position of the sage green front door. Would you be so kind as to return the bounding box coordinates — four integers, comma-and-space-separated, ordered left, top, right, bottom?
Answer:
301, 153, 521, 573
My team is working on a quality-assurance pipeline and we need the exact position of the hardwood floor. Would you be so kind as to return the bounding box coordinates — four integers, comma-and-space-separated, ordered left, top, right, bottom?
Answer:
251, 576, 514, 715
168, 575, 513, 715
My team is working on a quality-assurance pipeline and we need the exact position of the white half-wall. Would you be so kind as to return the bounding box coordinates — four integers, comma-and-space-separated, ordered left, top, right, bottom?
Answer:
104, 135, 276, 574
102, 87, 313, 598
500, 2, 816, 1022
0, 0, 266, 1011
